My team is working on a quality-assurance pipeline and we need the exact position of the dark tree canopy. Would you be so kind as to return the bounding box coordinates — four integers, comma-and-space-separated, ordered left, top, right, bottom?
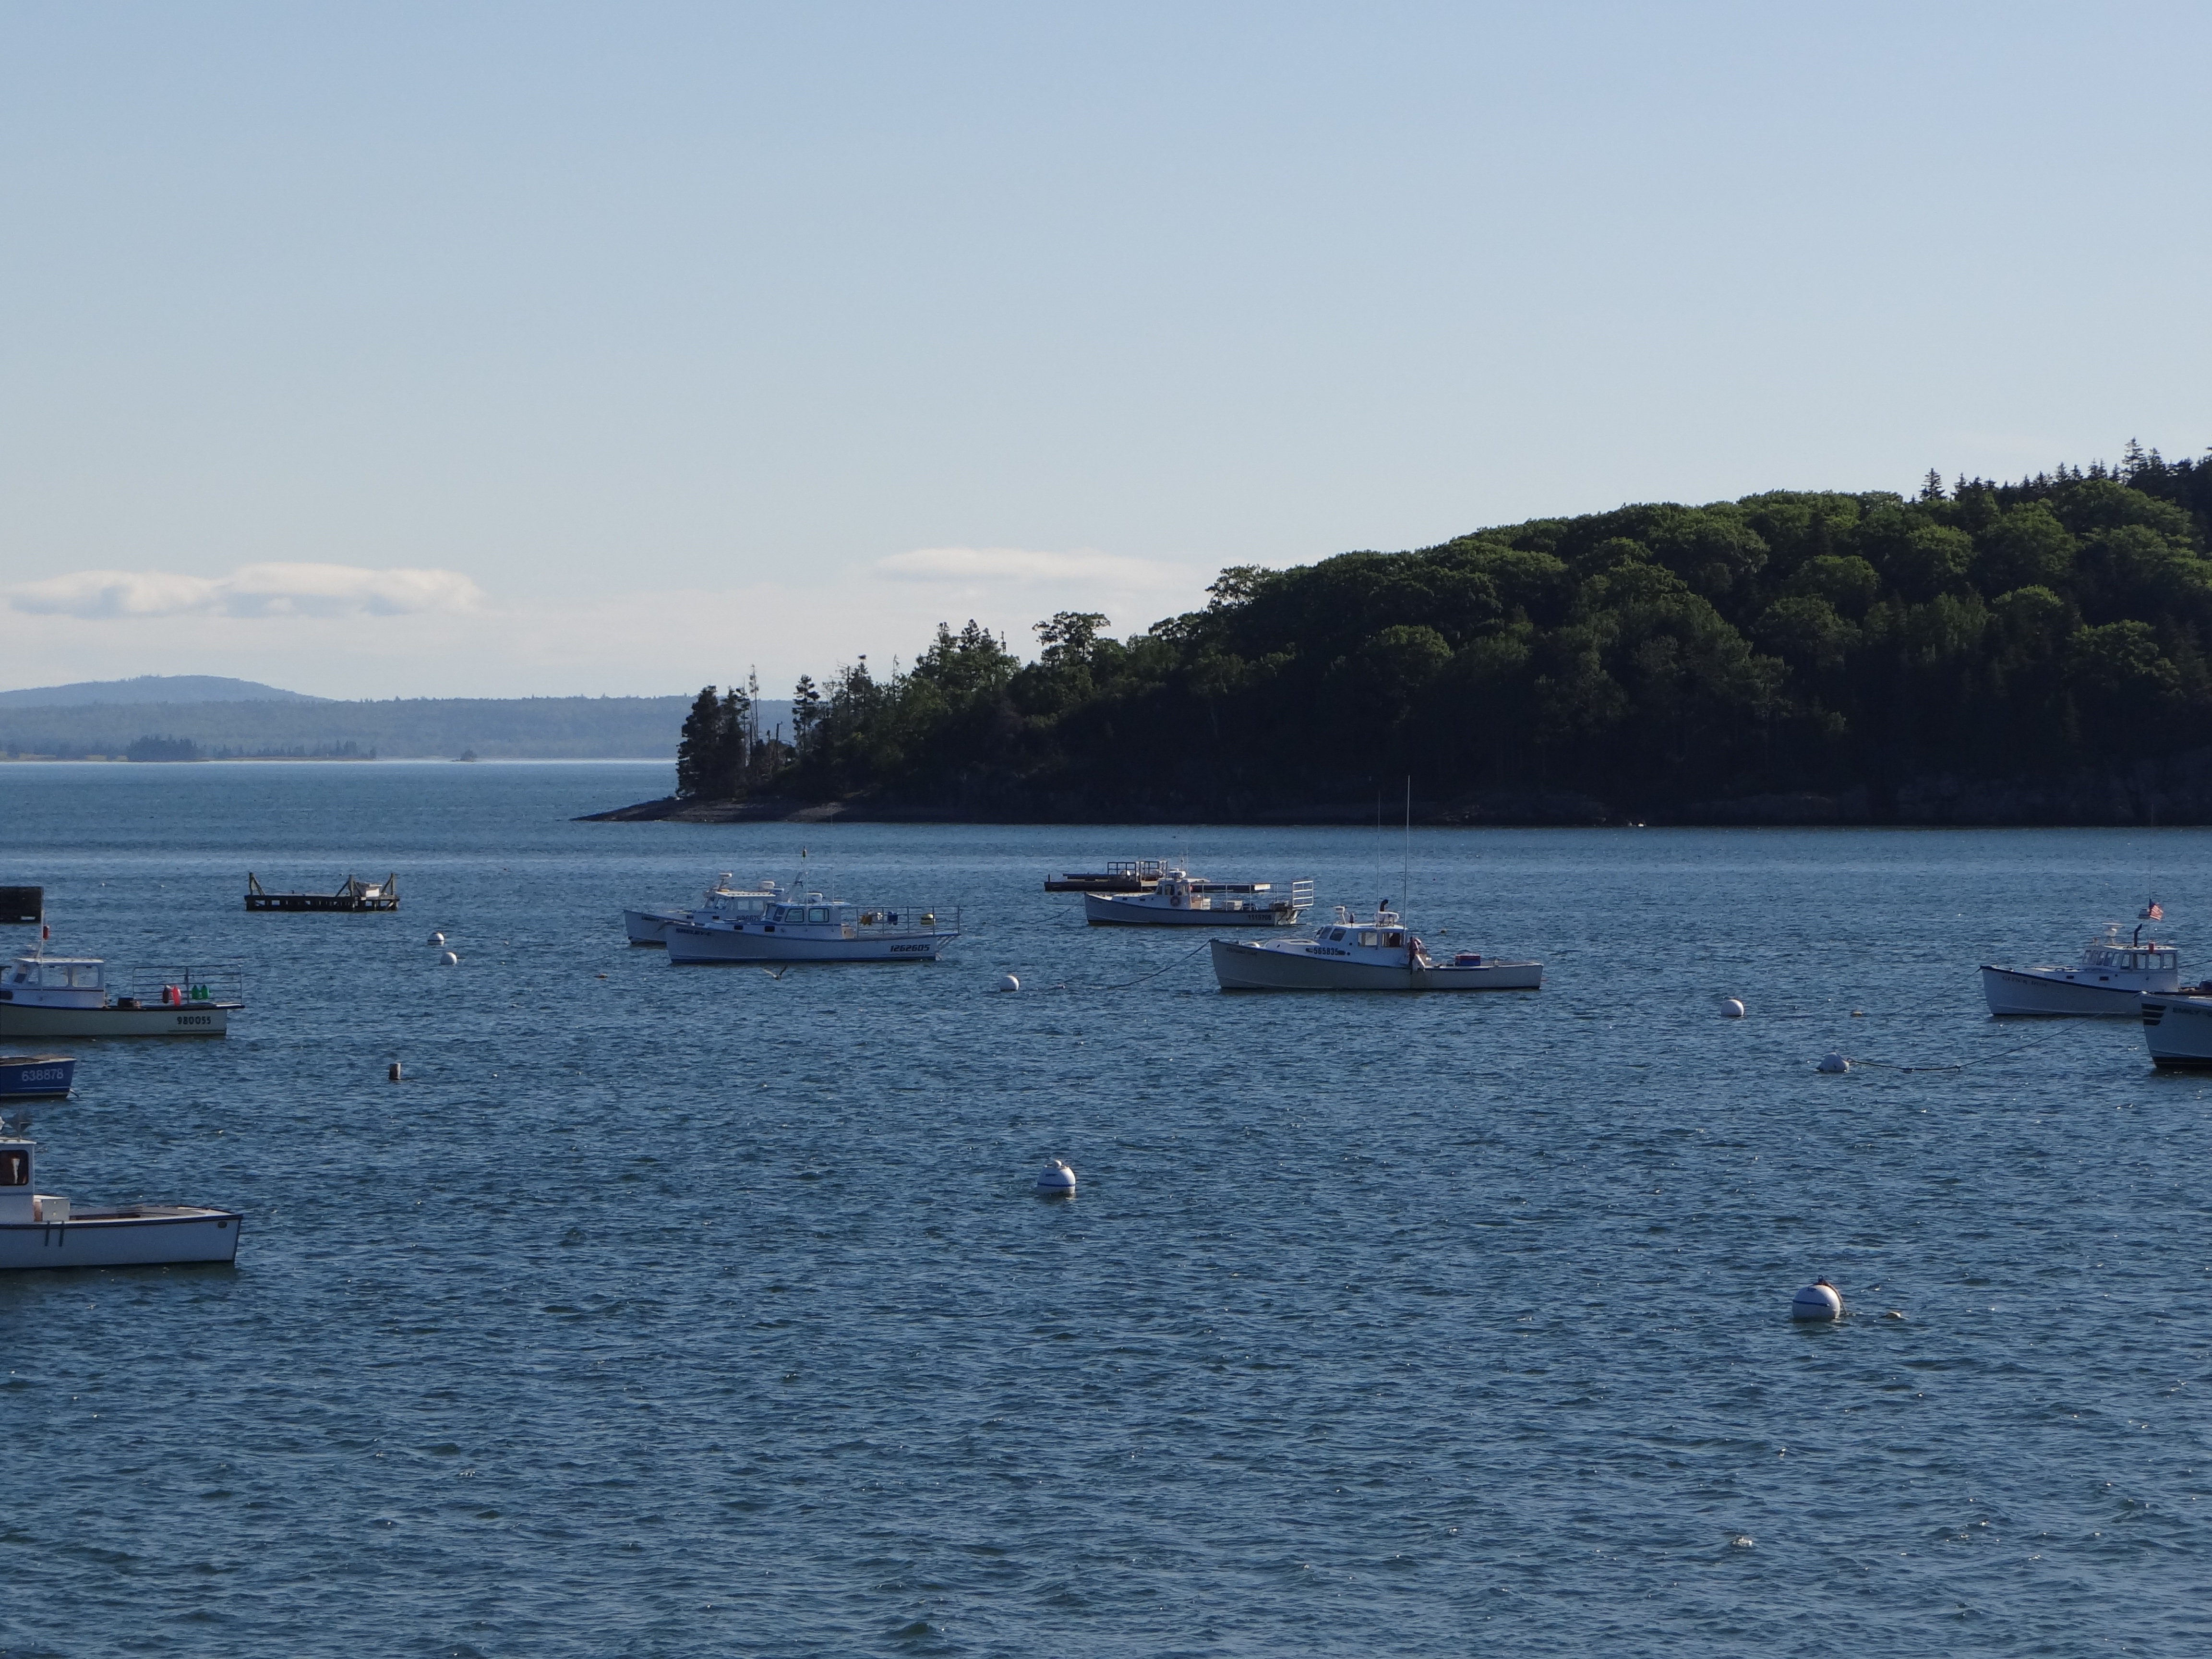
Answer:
682, 445, 2212, 817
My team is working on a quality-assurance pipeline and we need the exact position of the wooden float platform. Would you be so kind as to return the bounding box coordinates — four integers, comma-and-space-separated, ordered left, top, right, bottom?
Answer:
245, 873, 399, 912
1044, 860, 1165, 893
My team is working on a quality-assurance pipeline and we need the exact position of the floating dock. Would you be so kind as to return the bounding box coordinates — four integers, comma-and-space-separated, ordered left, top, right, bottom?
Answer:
1044, 860, 1164, 893
244, 873, 399, 912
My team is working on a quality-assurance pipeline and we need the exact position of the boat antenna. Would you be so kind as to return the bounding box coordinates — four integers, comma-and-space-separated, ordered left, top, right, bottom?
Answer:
1404, 775, 1412, 918
1375, 787, 1383, 916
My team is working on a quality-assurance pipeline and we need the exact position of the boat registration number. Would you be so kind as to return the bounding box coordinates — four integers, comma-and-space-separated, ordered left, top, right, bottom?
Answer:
174, 1014, 216, 1026
889, 943, 933, 954
12, 1067, 67, 1085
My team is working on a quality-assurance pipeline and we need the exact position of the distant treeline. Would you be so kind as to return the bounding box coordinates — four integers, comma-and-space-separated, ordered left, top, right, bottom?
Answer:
115, 735, 373, 762
676, 442, 2212, 821
0, 696, 727, 760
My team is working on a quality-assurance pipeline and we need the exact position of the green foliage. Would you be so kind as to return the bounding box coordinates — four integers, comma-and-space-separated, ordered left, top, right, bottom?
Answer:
703, 443, 2212, 814
676, 674, 784, 797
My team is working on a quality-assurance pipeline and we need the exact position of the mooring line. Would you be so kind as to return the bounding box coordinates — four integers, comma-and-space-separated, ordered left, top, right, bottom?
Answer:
1040, 940, 1214, 993
1839, 1027, 2068, 1073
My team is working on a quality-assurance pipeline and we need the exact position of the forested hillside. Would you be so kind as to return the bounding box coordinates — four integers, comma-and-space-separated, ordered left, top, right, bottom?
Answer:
678, 445, 2212, 822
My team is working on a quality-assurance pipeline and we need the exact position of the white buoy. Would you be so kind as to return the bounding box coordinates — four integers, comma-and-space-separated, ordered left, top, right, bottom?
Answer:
429, 931, 445, 946
1792, 1279, 1844, 1321
1816, 1052, 1850, 1073
1722, 998, 1746, 1019
1034, 1159, 1076, 1198
440, 950, 459, 966
1000, 974, 1020, 993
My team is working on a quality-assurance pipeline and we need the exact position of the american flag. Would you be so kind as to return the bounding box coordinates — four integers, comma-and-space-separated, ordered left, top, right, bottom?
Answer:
2142, 901, 2164, 921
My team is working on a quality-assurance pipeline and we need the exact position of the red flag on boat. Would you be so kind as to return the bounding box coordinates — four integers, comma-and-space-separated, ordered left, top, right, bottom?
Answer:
2142, 902, 2164, 921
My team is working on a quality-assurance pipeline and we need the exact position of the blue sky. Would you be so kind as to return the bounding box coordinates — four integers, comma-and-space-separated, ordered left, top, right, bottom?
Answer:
2, 1, 2206, 697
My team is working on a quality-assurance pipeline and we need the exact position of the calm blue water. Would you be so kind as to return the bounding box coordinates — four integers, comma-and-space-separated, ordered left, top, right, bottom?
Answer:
5, 762, 2211, 1656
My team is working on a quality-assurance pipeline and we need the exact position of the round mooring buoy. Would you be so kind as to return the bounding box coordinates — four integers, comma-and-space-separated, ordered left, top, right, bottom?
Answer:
1792, 1279, 1844, 1321
1035, 1159, 1077, 1198
440, 950, 459, 966
1722, 998, 1746, 1019
429, 931, 445, 946
388, 1062, 402, 1082
1816, 1052, 1850, 1074
1000, 974, 1020, 993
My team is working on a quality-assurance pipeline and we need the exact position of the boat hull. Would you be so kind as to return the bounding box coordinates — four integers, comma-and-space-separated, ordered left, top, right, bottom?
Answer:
0, 1209, 242, 1270
0, 1004, 234, 1040
2142, 997, 2212, 1067
1085, 893, 1301, 926
623, 908, 681, 945
665, 926, 953, 964
0, 1056, 76, 1097
1980, 965, 2160, 1017
1211, 939, 1543, 992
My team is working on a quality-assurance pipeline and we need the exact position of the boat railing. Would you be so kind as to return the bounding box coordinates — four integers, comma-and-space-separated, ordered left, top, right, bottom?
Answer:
1107, 860, 1165, 879
1286, 879, 1316, 911
123, 963, 247, 1006
848, 905, 962, 936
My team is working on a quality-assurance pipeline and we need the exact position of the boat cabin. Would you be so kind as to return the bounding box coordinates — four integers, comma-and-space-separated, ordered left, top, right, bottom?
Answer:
0, 1138, 35, 1224
1315, 920, 1410, 951
1301, 906, 1433, 964
2085, 943, 2177, 974
1, 954, 108, 1010
766, 900, 857, 938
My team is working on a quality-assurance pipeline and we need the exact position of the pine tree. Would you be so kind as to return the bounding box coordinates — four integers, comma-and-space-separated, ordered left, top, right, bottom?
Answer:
744, 668, 764, 784
792, 674, 823, 747
675, 686, 724, 797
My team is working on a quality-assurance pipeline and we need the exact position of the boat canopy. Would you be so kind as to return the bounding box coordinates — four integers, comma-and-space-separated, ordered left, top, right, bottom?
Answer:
7, 955, 106, 991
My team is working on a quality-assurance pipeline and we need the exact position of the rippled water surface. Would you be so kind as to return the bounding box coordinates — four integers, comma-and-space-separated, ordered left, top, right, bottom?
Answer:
7, 762, 2212, 1656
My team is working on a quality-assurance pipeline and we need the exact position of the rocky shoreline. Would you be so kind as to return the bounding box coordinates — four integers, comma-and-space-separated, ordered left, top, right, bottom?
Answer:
578, 747, 2212, 827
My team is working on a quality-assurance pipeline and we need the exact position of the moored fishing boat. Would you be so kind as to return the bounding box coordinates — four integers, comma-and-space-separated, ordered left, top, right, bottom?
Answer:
624, 875, 784, 945
0, 1055, 76, 1098
2139, 986, 2212, 1066
1210, 902, 1542, 992
666, 893, 959, 963
1084, 867, 1314, 927
0, 1136, 241, 1269
1981, 919, 2182, 1016
0, 946, 243, 1039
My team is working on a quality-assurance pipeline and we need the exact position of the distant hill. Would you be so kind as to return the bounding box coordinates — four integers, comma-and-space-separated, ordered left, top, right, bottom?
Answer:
0, 694, 798, 760
0, 674, 325, 707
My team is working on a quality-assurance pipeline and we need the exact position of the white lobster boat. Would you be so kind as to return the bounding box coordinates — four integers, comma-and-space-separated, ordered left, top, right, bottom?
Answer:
1210, 903, 1543, 992
666, 894, 959, 964
1981, 923, 2182, 1017
0, 947, 243, 1040
0, 1138, 241, 1270
624, 875, 784, 945
2140, 992, 2212, 1067
1084, 868, 1314, 927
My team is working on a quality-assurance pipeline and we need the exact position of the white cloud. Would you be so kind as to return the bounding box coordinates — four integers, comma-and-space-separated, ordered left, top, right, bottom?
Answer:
7, 563, 487, 620
875, 546, 1186, 587
0, 550, 1225, 697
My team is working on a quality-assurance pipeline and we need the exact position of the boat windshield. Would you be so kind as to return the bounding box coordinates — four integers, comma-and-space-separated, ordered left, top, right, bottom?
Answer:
10, 959, 102, 988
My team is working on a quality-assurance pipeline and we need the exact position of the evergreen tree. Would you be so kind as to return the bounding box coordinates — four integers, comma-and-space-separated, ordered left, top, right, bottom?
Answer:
675, 686, 725, 797
791, 674, 824, 747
